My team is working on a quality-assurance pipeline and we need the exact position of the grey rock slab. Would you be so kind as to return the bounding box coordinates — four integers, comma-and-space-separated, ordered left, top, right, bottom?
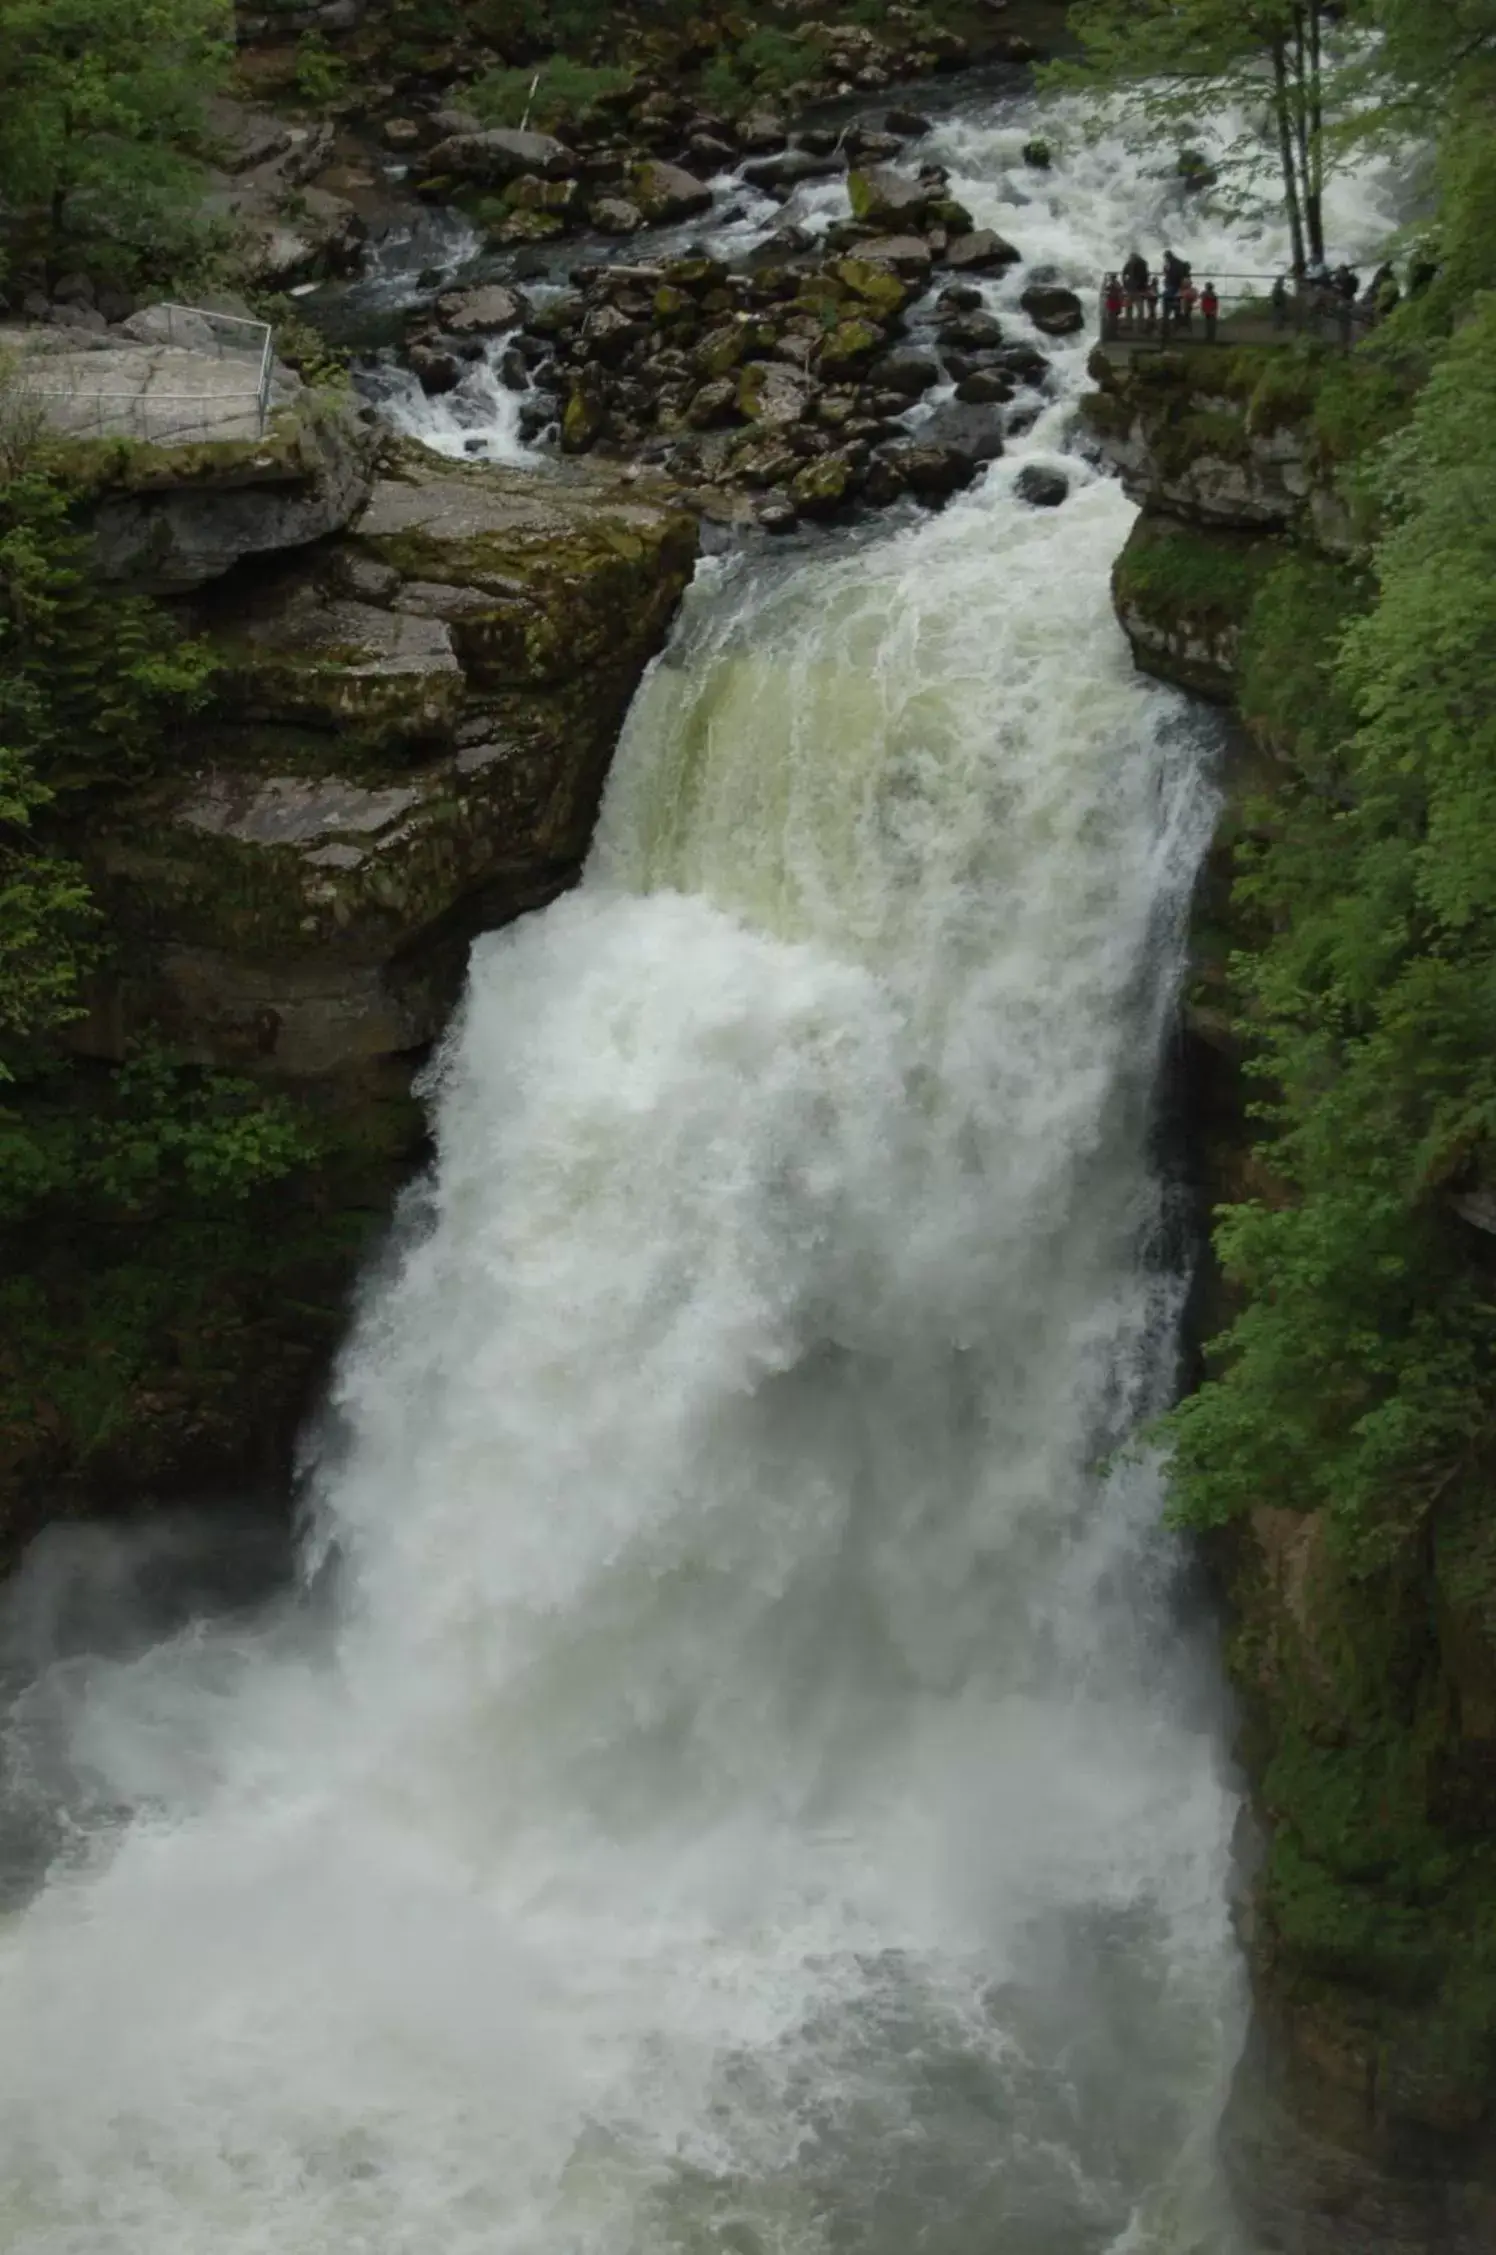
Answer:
433, 283, 524, 335
179, 770, 427, 849
426, 129, 574, 184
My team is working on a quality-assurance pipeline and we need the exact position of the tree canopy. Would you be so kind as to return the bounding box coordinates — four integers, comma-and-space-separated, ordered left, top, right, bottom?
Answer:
0, 0, 232, 281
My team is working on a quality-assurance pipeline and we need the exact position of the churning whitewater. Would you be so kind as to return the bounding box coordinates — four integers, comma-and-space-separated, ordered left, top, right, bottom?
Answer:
0, 86, 1399, 2255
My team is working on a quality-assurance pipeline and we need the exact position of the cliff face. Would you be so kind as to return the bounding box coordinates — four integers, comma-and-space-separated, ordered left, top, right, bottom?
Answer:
1, 421, 696, 1557
1084, 341, 1496, 2253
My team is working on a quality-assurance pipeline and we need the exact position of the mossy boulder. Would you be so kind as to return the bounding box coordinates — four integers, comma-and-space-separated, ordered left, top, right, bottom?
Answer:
815, 317, 886, 378
832, 256, 914, 320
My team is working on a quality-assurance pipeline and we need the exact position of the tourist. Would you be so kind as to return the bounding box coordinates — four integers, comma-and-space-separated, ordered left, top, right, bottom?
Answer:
1160, 249, 1187, 332
1270, 274, 1291, 331
1180, 275, 1199, 333
1145, 267, 1160, 330
1201, 279, 1220, 343
1102, 272, 1125, 340
1121, 249, 1149, 327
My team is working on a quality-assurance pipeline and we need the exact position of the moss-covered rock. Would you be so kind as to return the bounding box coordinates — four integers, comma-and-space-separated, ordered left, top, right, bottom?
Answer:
1111, 515, 1282, 702
81, 445, 698, 1080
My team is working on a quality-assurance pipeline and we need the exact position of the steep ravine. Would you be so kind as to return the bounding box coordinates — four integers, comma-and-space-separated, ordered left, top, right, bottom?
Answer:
2, 65, 1465, 2255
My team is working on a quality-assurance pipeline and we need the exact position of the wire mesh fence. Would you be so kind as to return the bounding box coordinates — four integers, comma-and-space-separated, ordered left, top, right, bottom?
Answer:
14, 304, 276, 444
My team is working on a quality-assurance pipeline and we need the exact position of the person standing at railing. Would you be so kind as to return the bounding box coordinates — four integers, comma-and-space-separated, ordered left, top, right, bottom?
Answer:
1145, 267, 1160, 331
1179, 274, 1198, 333
1121, 249, 1149, 329
1201, 280, 1220, 343
1160, 250, 1187, 333
1102, 272, 1125, 340
1271, 274, 1291, 331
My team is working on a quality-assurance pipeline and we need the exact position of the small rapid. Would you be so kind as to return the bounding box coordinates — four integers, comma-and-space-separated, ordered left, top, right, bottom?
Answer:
0, 79, 1402, 2255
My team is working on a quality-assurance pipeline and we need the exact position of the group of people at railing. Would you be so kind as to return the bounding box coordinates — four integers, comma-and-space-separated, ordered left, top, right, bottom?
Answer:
1099, 249, 1404, 348
1102, 252, 1220, 340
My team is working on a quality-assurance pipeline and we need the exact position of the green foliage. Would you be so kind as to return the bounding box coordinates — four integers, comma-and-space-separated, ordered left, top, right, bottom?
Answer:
291, 30, 350, 106
0, 466, 216, 806
0, 0, 232, 283
1164, 296, 1496, 1564
0, 453, 317, 1503
736, 26, 821, 91
0, 447, 214, 1080
0, 745, 95, 1067
467, 55, 632, 131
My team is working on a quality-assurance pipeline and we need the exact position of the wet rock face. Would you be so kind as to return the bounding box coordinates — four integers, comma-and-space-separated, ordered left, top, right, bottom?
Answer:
83, 446, 697, 1080
1082, 344, 1354, 549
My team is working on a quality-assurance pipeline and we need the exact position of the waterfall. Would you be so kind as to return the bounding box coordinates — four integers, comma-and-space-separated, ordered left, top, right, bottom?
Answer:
0, 85, 1403, 2255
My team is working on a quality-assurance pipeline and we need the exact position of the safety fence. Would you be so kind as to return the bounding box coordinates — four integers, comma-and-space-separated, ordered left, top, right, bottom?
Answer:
1095, 273, 1379, 351
15, 305, 276, 444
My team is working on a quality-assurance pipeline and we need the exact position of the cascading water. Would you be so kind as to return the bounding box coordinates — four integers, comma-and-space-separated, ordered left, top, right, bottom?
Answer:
0, 83, 1402, 2255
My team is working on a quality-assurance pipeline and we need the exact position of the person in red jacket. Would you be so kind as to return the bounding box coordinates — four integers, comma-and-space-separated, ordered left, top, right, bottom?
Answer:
1201, 279, 1220, 342
1102, 271, 1125, 339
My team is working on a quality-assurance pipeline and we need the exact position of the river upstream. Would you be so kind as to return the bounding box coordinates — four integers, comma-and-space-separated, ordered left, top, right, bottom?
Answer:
0, 73, 1399, 2255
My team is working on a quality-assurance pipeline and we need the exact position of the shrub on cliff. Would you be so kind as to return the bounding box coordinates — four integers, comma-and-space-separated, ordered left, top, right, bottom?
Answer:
0, 446, 320, 1504
1164, 294, 1496, 1565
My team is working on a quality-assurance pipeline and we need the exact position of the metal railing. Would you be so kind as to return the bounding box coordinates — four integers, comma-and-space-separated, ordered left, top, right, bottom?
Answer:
1096, 273, 1381, 351
17, 303, 277, 444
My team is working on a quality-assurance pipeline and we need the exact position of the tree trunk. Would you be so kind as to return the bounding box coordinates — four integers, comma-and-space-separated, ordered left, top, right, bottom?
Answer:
1306, 0, 1326, 267
1271, 36, 1308, 276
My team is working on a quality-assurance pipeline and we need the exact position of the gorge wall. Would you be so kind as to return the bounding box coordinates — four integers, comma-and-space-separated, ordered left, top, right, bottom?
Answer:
0, 398, 696, 1558
1084, 339, 1496, 2255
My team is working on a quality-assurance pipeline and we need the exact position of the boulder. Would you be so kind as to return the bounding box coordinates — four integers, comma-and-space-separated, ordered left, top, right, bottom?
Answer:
868, 347, 941, 398
737, 364, 814, 426
408, 341, 462, 395
815, 317, 885, 377
938, 309, 1004, 349
742, 148, 843, 194
918, 399, 1007, 467
994, 341, 1053, 386
885, 108, 933, 137
945, 229, 1022, 273
1014, 464, 1069, 507
686, 375, 741, 428
590, 196, 644, 235
880, 442, 978, 500
630, 160, 714, 223
832, 256, 915, 319
851, 234, 933, 276
1021, 284, 1086, 336
228, 185, 364, 287
433, 283, 524, 335
562, 375, 607, 453
87, 394, 382, 594
425, 129, 575, 185
739, 109, 788, 152
1022, 139, 1052, 169
847, 166, 930, 227
790, 453, 856, 517
955, 368, 1015, 404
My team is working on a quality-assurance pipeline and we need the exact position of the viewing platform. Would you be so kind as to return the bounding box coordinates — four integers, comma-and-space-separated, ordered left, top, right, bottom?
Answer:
1092, 273, 1382, 361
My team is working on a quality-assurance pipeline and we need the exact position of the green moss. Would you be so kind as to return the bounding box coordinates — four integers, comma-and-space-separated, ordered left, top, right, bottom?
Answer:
1114, 515, 1280, 631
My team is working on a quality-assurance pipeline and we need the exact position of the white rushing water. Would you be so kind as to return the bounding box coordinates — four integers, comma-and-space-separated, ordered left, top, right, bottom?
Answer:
0, 83, 1404, 2255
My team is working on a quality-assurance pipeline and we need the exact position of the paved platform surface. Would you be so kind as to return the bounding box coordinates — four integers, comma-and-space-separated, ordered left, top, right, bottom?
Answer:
0, 329, 271, 443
